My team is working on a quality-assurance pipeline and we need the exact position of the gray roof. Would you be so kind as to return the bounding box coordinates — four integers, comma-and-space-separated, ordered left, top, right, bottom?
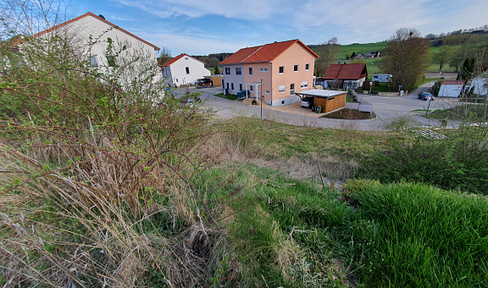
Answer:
296, 89, 346, 98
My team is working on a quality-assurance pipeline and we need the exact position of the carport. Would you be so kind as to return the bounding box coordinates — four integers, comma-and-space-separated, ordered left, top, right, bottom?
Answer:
296, 89, 346, 113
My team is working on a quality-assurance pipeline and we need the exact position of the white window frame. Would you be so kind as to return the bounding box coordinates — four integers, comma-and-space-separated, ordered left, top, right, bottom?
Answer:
236, 67, 242, 75
279, 85, 285, 93
260, 68, 268, 72
249, 67, 253, 75
279, 66, 284, 74
265, 90, 270, 94
294, 65, 298, 72
305, 63, 310, 71
250, 85, 254, 92
301, 81, 308, 88
225, 67, 231, 75
87, 55, 98, 68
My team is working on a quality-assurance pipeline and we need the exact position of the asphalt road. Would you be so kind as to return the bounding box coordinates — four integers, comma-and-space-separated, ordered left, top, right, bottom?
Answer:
174, 84, 463, 131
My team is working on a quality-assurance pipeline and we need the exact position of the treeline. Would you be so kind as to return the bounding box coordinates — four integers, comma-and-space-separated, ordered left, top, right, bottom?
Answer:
194, 53, 232, 69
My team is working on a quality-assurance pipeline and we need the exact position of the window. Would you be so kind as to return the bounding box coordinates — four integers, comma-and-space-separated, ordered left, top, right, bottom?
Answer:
279, 66, 284, 74
250, 86, 254, 92
236, 67, 242, 75
290, 83, 295, 95
294, 65, 298, 72
239, 84, 243, 91
249, 67, 253, 75
87, 56, 98, 67
231, 83, 234, 90
265, 90, 270, 94
279, 85, 285, 93
260, 68, 268, 72
185, 67, 190, 74
301, 81, 308, 88
106, 55, 116, 67
305, 63, 310, 71
225, 67, 230, 75
226, 83, 229, 89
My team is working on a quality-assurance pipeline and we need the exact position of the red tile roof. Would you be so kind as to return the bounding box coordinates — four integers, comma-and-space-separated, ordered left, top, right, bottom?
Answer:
442, 80, 465, 85
220, 39, 319, 65
323, 63, 367, 80
15, 12, 160, 50
162, 54, 206, 66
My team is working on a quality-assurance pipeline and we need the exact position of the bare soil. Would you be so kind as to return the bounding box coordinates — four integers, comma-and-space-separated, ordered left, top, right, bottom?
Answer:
322, 108, 376, 120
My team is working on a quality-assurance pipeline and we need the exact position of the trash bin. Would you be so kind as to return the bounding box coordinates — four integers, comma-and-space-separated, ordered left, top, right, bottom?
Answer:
316, 106, 322, 113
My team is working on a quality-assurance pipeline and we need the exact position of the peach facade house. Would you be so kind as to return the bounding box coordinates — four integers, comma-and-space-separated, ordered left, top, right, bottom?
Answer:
220, 39, 319, 106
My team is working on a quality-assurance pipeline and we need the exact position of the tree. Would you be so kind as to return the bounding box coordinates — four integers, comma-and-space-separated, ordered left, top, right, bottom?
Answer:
214, 64, 220, 74
156, 47, 171, 66
449, 45, 471, 71
433, 45, 451, 71
459, 58, 475, 80
314, 37, 339, 76
382, 28, 430, 92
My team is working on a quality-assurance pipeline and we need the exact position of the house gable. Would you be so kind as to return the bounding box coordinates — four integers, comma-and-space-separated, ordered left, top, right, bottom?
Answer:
16, 12, 160, 51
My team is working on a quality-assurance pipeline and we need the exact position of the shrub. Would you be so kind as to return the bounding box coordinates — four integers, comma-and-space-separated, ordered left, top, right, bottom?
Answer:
357, 129, 488, 195
0, 23, 230, 287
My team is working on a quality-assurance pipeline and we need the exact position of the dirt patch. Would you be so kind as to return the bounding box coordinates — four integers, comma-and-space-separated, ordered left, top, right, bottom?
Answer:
322, 108, 375, 120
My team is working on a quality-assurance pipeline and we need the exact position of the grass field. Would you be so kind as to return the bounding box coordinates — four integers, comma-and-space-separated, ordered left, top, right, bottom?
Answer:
311, 42, 461, 76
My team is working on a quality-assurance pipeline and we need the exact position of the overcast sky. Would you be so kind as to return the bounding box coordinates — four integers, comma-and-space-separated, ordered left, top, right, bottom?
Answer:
65, 0, 488, 56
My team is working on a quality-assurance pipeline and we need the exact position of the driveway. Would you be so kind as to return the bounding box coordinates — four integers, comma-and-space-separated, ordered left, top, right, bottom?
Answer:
175, 85, 462, 131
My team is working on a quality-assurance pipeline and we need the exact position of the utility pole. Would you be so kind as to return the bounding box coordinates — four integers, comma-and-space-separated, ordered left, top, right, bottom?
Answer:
260, 79, 263, 120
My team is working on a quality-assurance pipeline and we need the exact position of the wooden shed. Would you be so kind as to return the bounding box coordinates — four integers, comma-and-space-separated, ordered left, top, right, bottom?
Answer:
205, 75, 223, 87
297, 89, 346, 113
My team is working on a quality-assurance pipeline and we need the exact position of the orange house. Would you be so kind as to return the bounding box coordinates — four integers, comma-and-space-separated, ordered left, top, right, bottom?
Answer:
220, 39, 319, 106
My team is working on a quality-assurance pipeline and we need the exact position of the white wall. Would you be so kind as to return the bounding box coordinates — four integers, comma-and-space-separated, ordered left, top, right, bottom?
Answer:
222, 64, 245, 94
35, 14, 162, 85
439, 84, 463, 97
470, 77, 488, 96
167, 56, 210, 87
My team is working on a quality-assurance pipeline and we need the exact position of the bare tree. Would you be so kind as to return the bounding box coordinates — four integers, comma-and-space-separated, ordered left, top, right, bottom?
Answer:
314, 37, 339, 76
382, 28, 430, 92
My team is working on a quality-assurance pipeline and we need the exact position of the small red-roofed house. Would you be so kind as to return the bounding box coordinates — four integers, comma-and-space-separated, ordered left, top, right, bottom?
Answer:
162, 54, 211, 87
220, 39, 319, 106
323, 63, 368, 89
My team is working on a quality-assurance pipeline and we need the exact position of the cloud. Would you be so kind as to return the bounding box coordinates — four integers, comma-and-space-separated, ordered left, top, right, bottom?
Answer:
148, 32, 251, 55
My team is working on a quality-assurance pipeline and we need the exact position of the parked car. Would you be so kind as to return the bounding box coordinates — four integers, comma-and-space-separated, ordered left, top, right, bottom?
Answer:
418, 92, 434, 101
196, 78, 213, 88
301, 96, 314, 109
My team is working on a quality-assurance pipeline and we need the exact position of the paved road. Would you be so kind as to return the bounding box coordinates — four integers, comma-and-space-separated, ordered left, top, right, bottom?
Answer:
175, 85, 462, 131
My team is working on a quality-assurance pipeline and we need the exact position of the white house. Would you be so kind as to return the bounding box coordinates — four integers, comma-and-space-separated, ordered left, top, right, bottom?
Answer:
438, 80, 465, 97
469, 77, 488, 96
162, 54, 211, 87
15, 12, 162, 85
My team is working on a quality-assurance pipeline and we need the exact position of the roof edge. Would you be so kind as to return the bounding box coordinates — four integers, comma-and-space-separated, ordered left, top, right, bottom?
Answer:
15, 12, 160, 50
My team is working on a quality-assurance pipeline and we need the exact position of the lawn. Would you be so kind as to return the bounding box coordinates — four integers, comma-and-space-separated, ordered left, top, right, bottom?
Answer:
214, 93, 238, 100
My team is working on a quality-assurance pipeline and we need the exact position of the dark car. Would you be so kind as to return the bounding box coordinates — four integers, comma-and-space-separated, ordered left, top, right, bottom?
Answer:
418, 92, 434, 101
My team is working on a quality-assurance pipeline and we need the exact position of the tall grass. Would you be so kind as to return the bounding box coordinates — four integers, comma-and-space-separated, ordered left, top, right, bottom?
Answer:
345, 180, 488, 287
0, 30, 230, 287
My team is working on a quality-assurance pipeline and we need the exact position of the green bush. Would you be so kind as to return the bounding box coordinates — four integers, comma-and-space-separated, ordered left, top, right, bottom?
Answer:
357, 132, 488, 195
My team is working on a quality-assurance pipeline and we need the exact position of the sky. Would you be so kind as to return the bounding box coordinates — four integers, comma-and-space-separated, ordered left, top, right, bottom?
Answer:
63, 0, 488, 56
